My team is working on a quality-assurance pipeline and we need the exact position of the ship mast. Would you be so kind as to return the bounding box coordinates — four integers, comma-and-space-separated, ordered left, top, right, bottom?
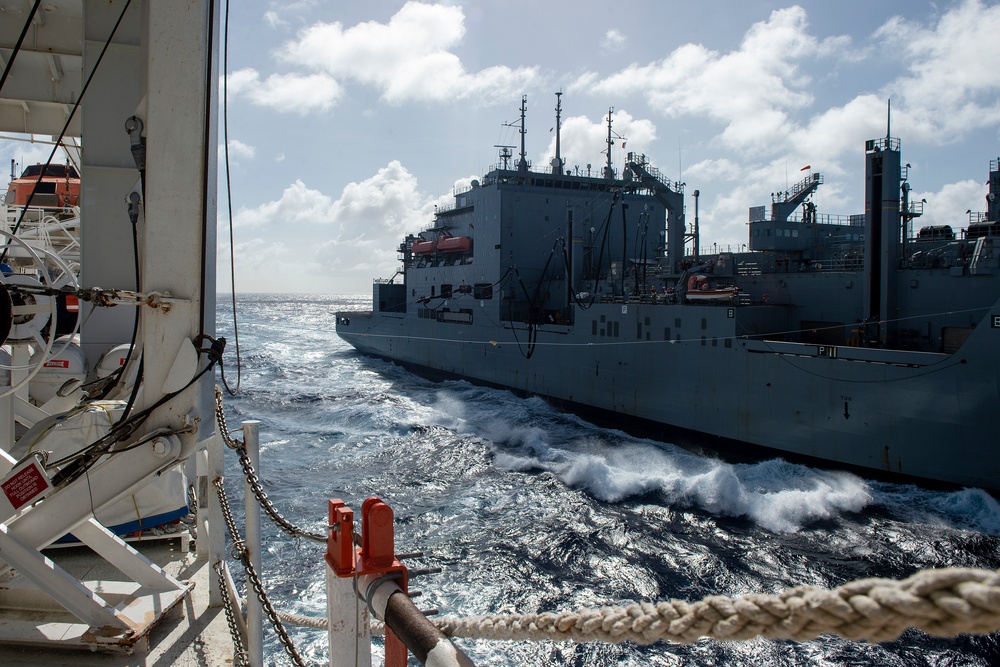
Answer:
886, 98, 891, 141
603, 107, 614, 179
518, 95, 528, 173
552, 92, 564, 175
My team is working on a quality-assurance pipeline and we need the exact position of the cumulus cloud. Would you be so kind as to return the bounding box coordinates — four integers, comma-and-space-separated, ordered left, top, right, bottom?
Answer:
218, 236, 317, 293
227, 67, 342, 115
233, 180, 334, 229
277, 1, 540, 106
685, 158, 743, 183
307, 161, 450, 285
224, 162, 446, 289
572, 7, 849, 153
876, 0, 1000, 141
222, 237, 289, 270
913, 178, 988, 230
789, 95, 887, 163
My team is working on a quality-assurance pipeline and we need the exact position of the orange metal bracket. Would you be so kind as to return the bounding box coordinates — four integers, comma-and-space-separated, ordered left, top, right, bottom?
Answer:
324, 496, 409, 667
325, 496, 408, 591
324, 499, 356, 577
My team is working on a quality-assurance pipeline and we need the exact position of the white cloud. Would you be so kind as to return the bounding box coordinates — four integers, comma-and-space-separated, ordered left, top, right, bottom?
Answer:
233, 180, 334, 229
277, 1, 540, 106
263, 11, 285, 29
263, 0, 319, 28
315, 161, 438, 279
227, 67, 342, 114
912, 178, 987, 231
686, 158, 743, 183
601, 29, 626, 53
572, 7, 850, 153
220, 139, 255, 162
218, 237, 316, 293
875, 0, 1000, 141
323, 161, 428, 239
790, 95, 887, 164
223, 162, 447, 290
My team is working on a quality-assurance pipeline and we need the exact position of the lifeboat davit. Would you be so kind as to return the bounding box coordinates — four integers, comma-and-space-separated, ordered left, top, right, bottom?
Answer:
436, 236, 472, 253
412, 239, 437, 254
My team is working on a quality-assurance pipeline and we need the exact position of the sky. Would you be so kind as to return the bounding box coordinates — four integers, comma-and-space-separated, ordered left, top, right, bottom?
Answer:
5, 0, 1000, 294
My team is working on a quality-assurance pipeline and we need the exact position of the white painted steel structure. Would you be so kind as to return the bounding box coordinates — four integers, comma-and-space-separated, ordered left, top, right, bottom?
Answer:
0, 0, 225, 655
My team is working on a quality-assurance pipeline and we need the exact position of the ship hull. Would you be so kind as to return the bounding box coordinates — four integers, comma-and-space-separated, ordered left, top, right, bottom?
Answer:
338, 298, 1000, 492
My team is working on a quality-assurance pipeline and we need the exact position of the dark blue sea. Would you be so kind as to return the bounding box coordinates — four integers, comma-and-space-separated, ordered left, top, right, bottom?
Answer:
216, 293, 1000, 666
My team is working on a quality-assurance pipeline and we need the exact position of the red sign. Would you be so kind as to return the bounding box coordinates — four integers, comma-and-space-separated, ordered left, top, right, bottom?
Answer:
43, 359, 70, 369
2, 460, 51, 510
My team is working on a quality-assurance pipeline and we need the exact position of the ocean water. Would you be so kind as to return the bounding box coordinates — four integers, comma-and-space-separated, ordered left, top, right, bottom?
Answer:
216, 293, 1000, 666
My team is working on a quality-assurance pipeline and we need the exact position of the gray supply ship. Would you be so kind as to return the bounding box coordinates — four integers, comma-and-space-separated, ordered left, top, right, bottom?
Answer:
336, 95, 1000, 492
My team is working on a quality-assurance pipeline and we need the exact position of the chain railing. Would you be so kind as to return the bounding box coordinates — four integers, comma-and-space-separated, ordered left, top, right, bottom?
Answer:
214, 475, 308, 667
213, 560, 250, 667
215, 387, 325, 543
213, 386, 328, 666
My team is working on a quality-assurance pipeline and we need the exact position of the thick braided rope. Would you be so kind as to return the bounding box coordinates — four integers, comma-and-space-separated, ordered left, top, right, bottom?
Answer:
429, 568, 1000, 645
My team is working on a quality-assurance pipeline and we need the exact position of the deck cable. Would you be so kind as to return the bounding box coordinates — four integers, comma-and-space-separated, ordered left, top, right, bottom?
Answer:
219, 0, 242, 395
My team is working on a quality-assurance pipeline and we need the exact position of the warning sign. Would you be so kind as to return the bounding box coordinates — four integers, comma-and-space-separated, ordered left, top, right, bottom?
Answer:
1, 457, 52, 510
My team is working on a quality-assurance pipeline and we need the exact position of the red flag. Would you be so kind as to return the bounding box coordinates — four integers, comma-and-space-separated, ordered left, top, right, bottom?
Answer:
800, 165, 811, 171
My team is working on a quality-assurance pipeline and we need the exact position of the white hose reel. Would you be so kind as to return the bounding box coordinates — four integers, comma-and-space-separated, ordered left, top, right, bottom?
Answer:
0, 229, 81, 399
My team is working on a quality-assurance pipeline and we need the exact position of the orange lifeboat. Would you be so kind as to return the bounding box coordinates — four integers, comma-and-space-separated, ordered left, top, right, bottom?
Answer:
436, 236, 472, 253
5, 163, 81, 209
411, 239, 437, 255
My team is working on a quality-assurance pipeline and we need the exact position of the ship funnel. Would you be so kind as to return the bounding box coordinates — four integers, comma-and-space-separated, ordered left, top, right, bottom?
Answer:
862, 131, 902, 347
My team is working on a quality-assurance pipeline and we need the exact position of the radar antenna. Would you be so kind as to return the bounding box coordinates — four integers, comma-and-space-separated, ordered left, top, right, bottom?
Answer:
494, 145, 514, 170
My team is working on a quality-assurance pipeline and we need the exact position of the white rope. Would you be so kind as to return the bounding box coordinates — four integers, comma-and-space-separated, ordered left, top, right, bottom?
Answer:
431, 567, 1000, 645
274, 609, 329, 631
278, 567, 1000, 645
